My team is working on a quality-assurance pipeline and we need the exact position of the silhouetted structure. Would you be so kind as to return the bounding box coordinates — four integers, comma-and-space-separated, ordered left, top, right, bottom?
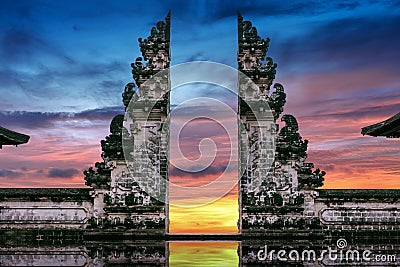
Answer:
362, 112, 400, 138
0, 125, 29, 149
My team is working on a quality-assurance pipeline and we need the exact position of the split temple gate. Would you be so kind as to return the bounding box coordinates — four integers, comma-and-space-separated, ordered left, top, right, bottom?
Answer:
0, 13, 399, 266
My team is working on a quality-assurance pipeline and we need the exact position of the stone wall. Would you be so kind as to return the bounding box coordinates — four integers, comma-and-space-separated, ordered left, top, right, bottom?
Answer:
0, 188, 93, 229
314, 189, 400, 231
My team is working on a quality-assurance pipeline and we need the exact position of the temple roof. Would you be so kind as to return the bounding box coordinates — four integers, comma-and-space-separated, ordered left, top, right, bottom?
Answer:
0, 125, 30, 148
361, 112, 400, 138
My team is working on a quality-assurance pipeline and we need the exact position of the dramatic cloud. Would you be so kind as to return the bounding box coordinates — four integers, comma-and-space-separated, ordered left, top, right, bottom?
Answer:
0, 169, 24, 178
170, 164, 228, 178
47, 168, 80, 178
0, 106, 122, 129
276, 15, 400, 74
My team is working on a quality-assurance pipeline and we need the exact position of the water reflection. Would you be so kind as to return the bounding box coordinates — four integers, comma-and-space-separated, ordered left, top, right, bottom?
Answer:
169, 242, 238, 266
1, 236, 399, 266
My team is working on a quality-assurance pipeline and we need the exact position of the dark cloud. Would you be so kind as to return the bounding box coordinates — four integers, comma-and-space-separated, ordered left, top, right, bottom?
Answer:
0, 0, 40, 20
75, 106, 123, 120
71, 61, 126, 78
334, 1, 360, 10
1, 28, 37, 60
0, 8, 127, 107
0, 106, 122, 129
276, 14, 400, 74
47, 168, 79, 178
387, 171, 400, 175
169, 164, 228, 178
93, 79, 126, 106
0, 169, 24, 178
314, 90, 400, 108
212, 1, 312, 20
324, 164, 336, 171
301, 102, 400, 121
164, 0, 342, 22
0, 27, 75, 64
1, 60, 125, 85
186, 53, 207, 62
99, 80, 124, 90
0, 111, 62, 129
0, 60, 127, 110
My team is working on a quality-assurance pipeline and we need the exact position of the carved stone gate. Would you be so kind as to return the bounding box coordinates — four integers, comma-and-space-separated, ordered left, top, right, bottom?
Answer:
1, 13, 400, 241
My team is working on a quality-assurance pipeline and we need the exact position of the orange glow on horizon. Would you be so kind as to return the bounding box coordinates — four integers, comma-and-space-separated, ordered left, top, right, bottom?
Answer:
169, 194, 239, 233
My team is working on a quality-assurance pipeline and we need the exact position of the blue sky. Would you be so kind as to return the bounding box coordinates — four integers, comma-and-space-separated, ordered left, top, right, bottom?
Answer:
1, 0, 399, 113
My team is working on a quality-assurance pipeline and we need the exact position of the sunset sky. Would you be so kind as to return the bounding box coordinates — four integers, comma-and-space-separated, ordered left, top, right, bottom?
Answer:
0, 1, 399, 233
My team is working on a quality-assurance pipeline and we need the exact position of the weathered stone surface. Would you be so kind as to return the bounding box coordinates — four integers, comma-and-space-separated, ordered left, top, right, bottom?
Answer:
82, 12, 171, 232
317, 189, 400, 199
313, 189, 400, 231
238, 13, 327, 233
0, 189, 93, 229
0, 188, 92, 201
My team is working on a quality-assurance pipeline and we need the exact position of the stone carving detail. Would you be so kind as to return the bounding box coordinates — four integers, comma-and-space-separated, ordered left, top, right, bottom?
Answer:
122, 82, 138, 109
276, 114, 325, 189
238, 12, 286, 120
120, 12, 170, 211
0, 208, 88, 223
238, 14, 325, 231
101, 115, 125, 160
297, 163, 325, 189
138, 17, 170, 62
102, 13, 169, 229
82, 13, 170, 231
242, 215, 321, 230
88, 212, 165, 230
0, 252, 88, 266
276, 114, 308, 161
131, 57, 154, 88
84, 162, 111, 188
268, 83, 286, 119
132, 12, 170, 88
83, 115, 125, 188
320, 208, 400, 224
